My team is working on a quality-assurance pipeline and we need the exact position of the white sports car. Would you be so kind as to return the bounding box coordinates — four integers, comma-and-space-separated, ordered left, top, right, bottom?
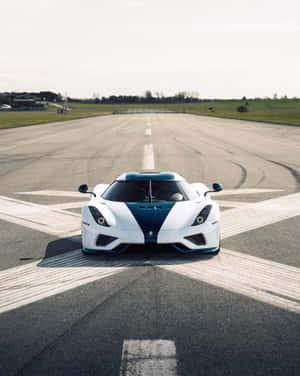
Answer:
78, 172, 222, 255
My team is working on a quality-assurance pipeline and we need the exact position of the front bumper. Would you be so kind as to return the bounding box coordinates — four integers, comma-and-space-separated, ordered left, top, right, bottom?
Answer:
82, 221, 220, 255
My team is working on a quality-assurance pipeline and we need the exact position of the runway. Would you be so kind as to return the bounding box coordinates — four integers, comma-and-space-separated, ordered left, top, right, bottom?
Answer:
0, 114, 299, 375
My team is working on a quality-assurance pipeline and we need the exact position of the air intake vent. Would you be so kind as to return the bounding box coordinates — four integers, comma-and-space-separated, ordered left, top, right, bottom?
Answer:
96, 234, 117, 246
184, 233, 206, 246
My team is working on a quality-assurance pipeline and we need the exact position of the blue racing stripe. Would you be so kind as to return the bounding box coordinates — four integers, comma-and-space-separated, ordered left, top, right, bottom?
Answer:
126, 202, 175, 243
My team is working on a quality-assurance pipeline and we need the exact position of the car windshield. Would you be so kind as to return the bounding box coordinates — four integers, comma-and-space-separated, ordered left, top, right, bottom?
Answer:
102, 180, 198, 202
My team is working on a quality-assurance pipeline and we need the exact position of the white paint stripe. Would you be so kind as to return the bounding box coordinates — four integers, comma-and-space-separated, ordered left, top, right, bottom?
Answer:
210, 188, 283, 197
0, 250, 127, 314
17, 188, 282, 198
16, 190, 84, 198
0, 188, 299, 316
215, 200, 249, 208
159, 249, 300, 314
145, 128, 152, 136
0, 195, 80, 236
222, 192, 300, 239
142, 144, 155, 170
48, 201, 89, 210
120, 340, 176, 376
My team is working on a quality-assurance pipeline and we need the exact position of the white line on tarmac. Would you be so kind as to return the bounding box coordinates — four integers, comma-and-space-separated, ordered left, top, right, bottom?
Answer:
17, 188, 282, 199
142, 144, 155, 170
48, 201, 89, 210
221, 192, 300, 239
0, 195, 80, 237
215, 200, 249, 208
1, 190, 299, 315
145, 128, 152, 136
210, 188, 282, 197
0, 250, 127, 314
16, 190, 84, 198
120, 340, 177, 376
159, 248, 300, 314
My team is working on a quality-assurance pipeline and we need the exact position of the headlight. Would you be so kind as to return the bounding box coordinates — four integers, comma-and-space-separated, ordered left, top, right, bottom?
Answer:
192, 205, 212, 226
88, 206, 110, 226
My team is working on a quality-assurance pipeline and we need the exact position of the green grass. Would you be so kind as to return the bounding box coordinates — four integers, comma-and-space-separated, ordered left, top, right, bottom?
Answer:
0, 99, 299, 130
0, 104, 111, 129
174, 99, 300, 126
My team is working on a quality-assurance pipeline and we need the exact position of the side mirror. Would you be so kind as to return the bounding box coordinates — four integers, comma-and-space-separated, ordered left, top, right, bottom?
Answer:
78, 184, 96, 197
204, 183, 223, 196
212, 183, 223, 192
78, 184, 89, 193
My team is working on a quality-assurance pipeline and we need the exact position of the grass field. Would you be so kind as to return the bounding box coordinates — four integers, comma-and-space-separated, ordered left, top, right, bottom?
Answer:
0, 99, 299, 129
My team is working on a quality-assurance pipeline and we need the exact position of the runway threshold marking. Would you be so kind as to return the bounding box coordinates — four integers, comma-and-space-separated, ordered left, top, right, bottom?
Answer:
0, 190, 299, 314
159, 249, 300, 314
210, 188, 282, 196
120, 340, 176, 376
221, 191, 300, 239
17, 188, 282, 198
0, 195, 80, 237
0, 250, 127, 315
48, 201, 89, 210
16, 190, 84, 198
214, 199, 250, 208
142, 144, 155, 170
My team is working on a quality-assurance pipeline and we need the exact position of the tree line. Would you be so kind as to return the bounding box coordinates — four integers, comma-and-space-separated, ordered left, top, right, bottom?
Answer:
68, 91, 202, 104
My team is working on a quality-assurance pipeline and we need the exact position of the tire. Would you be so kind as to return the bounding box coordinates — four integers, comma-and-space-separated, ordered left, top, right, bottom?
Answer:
81, 249, 89, 255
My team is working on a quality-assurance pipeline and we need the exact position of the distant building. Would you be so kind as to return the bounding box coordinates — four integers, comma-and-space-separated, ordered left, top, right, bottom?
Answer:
12, 98, 48, 111
0, 91, 62, 111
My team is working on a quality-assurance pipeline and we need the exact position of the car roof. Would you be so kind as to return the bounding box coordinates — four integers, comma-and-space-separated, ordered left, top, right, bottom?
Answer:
116, 172, 185, 181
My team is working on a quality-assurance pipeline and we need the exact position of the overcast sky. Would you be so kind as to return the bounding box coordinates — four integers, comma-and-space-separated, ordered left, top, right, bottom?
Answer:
1, 0, 299, 98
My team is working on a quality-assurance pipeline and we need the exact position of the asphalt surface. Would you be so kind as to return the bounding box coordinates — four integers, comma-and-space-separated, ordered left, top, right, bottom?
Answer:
0, 114, 299, 375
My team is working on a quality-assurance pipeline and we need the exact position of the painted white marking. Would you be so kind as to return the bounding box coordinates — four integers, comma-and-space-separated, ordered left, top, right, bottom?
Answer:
159, 249, 300, 314
145, 128, 152, 136
18, 188, 282, 198
120, 340, 176, 376
48, 201, 89, 210
210, 188, 282, 197
0, 189, 299, 315
0, 196, 80, 237
16, 190, 84, 198
222, 192, 300, 239
0, 250, 127, 314
215, 200, 249, 208
142, 144, 155, 170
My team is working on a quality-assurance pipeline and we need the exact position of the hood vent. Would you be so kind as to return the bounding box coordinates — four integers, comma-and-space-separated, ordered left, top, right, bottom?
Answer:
138, 205, 163, 209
